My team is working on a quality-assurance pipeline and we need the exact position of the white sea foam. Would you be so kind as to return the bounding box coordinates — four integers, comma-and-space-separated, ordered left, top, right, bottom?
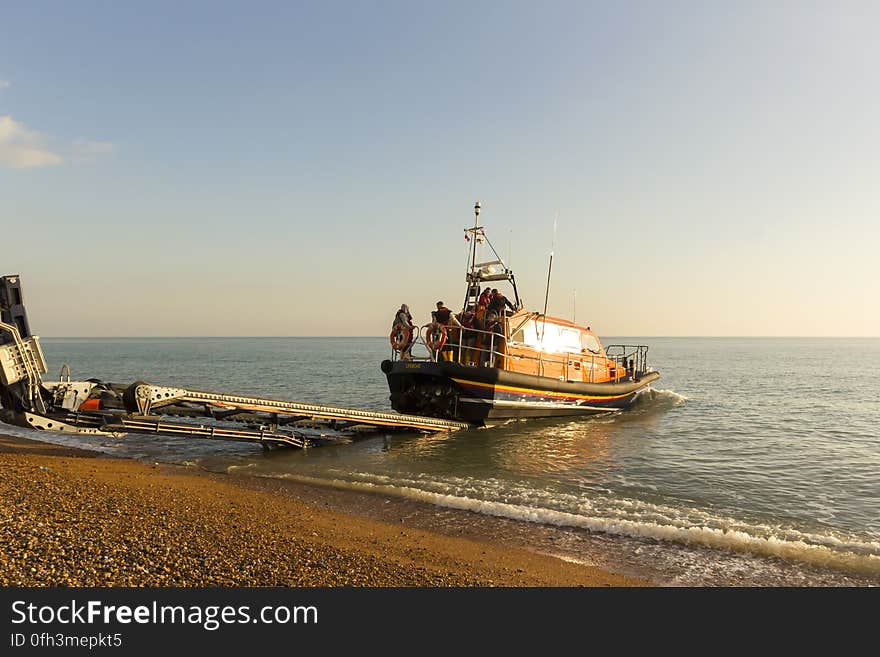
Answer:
227, 462, 259, 473
0, 422, 120, 455
264, 471, 880, 578
635, 388, 688, 406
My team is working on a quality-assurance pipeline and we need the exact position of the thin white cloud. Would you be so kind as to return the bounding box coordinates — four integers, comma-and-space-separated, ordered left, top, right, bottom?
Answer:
71, 138, 116, 164
0, 80, 9, 90
0, 115, 63, 169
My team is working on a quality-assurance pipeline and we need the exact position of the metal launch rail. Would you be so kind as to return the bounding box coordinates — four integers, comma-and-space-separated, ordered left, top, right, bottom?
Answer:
126, 382, 471, 432
0, 274, 471, 450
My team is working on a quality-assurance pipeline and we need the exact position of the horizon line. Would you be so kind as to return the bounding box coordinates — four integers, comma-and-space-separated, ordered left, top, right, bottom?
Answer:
39, 335, 880, 339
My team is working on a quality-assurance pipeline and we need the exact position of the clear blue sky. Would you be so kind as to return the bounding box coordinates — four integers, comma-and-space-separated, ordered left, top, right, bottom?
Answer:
1, 1, 877, 336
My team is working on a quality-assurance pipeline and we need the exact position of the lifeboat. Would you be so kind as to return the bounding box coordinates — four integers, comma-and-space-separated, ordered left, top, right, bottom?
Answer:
381, 202, 660, 424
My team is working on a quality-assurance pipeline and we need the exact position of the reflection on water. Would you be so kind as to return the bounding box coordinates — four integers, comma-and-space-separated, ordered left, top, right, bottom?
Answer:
261, 388, 687, 486
481, 389, 687, 478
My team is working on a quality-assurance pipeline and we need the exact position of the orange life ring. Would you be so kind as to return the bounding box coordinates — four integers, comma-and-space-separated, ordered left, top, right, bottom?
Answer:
425, 322, 447, 352
390, 324, 412, 351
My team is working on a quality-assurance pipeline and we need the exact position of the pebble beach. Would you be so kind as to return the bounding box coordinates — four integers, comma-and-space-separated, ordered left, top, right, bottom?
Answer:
0, 433, 646, 587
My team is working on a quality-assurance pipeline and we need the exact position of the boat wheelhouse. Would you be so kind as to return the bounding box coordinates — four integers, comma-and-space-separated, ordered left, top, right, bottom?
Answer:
381, 202, 660, 424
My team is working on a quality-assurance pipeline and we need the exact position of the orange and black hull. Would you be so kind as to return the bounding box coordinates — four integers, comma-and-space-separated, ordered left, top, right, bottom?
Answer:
381, 360, 660, 424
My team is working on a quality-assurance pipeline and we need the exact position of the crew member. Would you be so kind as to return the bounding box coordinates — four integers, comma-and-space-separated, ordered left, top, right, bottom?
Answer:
478, 287, 492, 308
431, 301, 461, 362
458, 305, 478, 366
460, 306, 476, 330
485, 313, 506, 368
392, 303, 415, 359
431, 301, 462, 328
488, 289, 515, 314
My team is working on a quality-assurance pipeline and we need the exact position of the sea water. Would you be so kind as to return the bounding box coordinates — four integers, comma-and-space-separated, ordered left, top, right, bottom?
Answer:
7, 337, 879, 586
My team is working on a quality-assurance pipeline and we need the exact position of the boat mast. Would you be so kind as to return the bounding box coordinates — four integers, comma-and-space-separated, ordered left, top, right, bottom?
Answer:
540, 212, 558, 339
470, 200, 480, 276
462, 201, 481, 312
461, 201, 521, 312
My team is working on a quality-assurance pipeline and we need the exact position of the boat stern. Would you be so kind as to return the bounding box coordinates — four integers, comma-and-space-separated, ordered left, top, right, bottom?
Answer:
380, 359, 463, 420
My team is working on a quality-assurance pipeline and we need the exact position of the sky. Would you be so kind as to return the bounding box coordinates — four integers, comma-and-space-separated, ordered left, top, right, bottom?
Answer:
1, 1, 877, 337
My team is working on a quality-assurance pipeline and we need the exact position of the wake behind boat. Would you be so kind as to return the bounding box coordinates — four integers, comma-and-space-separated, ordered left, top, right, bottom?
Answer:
382, 202, 660, 423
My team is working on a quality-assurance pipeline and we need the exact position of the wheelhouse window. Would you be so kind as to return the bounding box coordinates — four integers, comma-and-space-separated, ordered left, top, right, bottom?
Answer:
510, 319, 538, 346
581, 332, 601, 354
559, 328, 581, 352
509, 319, 600, 355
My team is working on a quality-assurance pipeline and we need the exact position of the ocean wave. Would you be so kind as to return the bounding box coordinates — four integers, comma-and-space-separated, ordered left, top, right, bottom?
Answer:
257, 470, 880, 578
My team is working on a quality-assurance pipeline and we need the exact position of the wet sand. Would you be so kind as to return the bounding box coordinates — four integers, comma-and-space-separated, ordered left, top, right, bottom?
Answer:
0, 433, 649, 587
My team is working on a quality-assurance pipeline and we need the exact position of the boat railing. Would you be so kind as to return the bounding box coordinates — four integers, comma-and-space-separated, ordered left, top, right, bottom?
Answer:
392, 325, 643, 384
604, 345, 650, 382
390, 323, 508, 368
505, 345, 612, 383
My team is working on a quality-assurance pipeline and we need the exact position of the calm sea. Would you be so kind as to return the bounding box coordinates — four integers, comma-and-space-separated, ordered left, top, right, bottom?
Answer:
6, 337, 879, 586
